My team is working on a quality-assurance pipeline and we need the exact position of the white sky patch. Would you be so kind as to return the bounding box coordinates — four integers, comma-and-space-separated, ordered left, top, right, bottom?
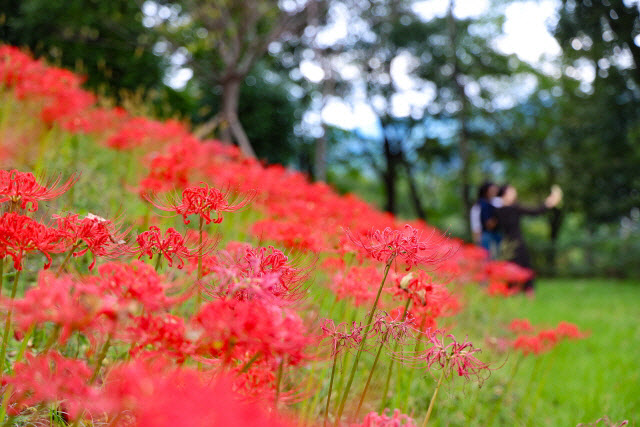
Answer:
299, 60, 325, 83
413, 0, 491, 20
166, 67, 193, 90
494, 0, 561, 63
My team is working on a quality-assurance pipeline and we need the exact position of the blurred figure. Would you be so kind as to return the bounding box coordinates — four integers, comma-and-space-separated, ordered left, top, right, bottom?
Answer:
495, 184, 563, 295
470, 181, 501, 258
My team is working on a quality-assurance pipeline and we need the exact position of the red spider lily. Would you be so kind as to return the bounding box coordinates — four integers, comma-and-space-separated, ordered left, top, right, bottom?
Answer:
0, 170, 78, 212
351, 409, 417, 427
124, 314, 192, 363
251, 219, 326, 252
145, 182, 254, 225
191, 298, 310, 366
345, 225, 455, 270
392, 271, 459, 329
370, 308, 416, 346
555, 321, 589, 339
2, 352, 103, 420
55, 213, 130, 270
485, 260, 534, 284
397, 329, 491, 384
320, 319, 364, 357
133, 226, 216, 269
0, 212, 65, 270
88, 261, 180, 313
509, 318, 534, 333
104, 361, 298, 427
204, 244, 309, 304
512, 334, 551, 356
3, 271, 119, 344
330, 265, 382, 306
487, 280, 519, 297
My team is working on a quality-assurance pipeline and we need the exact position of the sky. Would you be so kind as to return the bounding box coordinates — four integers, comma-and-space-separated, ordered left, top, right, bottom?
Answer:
318, 0, 562, 136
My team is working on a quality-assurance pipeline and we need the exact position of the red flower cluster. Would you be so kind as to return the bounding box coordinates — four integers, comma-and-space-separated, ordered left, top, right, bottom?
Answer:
134, 225, 215, 269
146, 182, 253, 225
320, 319, 364, 357
330, 265, 382, 306
0, 212, 64, 270
510, 320, 588, 356
351, 409, 417, 427
0, 169, 78, 212
346, 225, 455, 270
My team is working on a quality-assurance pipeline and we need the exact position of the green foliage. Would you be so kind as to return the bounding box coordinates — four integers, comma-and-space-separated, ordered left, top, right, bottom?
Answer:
0, 0, 166, 98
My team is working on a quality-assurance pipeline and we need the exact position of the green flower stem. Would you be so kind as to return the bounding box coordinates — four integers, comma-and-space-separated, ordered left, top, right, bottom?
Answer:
379, 297, 412, 412
57, 242, 81, 275
0, 270, 21, 373
239, 352, 261, 374
154, 252, 163, 272
514, 354, 543, 423
334, 257, 394, 426
196, 216, 204, 310
89, 334, 111, 384
421, 364, 447, 427
401, 312, 429, 411
0, 257, 3, 297
274, 359, 285, 406
526, 351, 557, 425
354, 331, 388, 421
323, 353, 339, 427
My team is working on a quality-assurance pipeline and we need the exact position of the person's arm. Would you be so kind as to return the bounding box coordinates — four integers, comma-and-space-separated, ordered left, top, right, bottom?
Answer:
517, 186, 563, 216
470, 204, 481, 243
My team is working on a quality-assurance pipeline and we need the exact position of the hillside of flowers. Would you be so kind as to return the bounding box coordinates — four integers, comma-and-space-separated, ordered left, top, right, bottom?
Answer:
0, 45, 601, 427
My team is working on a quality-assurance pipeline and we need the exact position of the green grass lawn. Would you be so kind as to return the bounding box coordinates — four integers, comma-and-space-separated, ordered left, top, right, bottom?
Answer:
422, 278, 640, 426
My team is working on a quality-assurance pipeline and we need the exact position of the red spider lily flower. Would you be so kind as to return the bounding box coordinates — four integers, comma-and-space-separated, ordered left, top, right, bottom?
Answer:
133, 226, 216, 269
398, 329, 491, 384
3, 271, 119, 344
351, 409, 417, 427
320, 319, 364, 357
2, 352, 104, 420
345, 225, 455, 270
555, 321, 588, 339
509, 318, 534, 333
88, 261, 180, 313
145, 182, 253, 225
191, 298, 310, 366
124, 314, 192, 363
0, 169, 78, 212
512, 334, 550, 356
487, 280, 519, 297
392, 271, 459, 329
485, 260, 534, 285
0, 212, 65, 270
204, 244, 310, 304
104, 361, 298, 427
370, 308, 415, 346
55, 213, 130, 270
330, 265, 382, 306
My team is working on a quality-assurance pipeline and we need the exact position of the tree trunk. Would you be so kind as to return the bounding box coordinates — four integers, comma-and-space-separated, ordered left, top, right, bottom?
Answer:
315, 131, 327, 182
383, 136, 397, 214
448, 0, 472, 238
221, 77, 256, 158
401, 154, 427, 221
547, 207, 563, 275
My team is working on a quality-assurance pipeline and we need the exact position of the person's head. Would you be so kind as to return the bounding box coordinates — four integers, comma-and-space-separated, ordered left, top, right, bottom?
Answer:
477, 181, 494, 201
500, 184, 518, 206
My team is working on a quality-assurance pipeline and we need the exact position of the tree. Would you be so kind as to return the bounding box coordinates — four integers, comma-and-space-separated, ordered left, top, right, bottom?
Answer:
0, 0, 166, 98
160, 0, 326, 158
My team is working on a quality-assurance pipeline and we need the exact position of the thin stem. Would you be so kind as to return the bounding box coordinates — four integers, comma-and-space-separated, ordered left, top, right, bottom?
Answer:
154, 252, 163, 272
354, 332, 388, 420
89, 334, 111, 384
239, 352, 261, 374
323, 353, 339, 427
379, 296, 412, 412
0, 257, 3, 297
274, 359, 284, 407
196, 216, 204, 309
334, 258, 394, 425
0, 270, 21, 373
422, 365, 447, 427
57, 242, 80, 275
16, 325, 34, 362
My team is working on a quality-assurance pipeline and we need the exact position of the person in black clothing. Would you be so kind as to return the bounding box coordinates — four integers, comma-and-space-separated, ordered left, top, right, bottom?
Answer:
495, 184, 563, 294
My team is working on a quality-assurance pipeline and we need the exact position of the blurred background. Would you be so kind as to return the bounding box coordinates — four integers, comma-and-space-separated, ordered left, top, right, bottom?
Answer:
1, 0, 639, 278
